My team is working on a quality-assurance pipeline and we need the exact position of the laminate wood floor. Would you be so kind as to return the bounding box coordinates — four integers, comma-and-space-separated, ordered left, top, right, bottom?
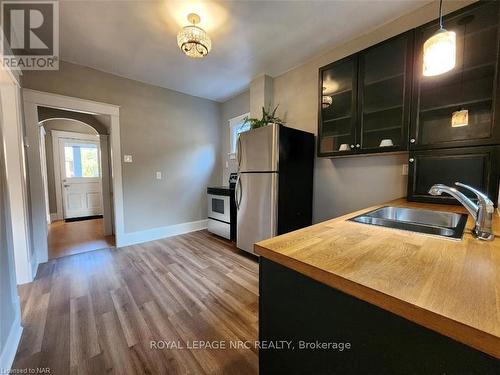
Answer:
13, 230, 259, 375
48, 218, 115, 259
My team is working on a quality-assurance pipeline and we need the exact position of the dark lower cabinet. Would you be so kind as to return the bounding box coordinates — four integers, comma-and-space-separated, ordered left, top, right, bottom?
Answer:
407, 146, 500, 205
259, 258, 500, 375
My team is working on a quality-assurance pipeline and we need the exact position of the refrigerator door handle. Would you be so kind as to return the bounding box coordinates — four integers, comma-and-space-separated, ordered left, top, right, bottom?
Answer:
237, 136, 242, 171
235, 174, 242, 210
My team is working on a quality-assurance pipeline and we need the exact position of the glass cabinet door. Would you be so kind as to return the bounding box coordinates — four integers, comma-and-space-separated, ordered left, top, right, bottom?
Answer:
318, 56, 357, 156
412, 1, 500, 149
359, 33, 411, 151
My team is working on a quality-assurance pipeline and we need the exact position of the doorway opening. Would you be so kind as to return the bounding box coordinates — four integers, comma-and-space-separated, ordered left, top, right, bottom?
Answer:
20, 89, 123, 281
39, 116, 115, 259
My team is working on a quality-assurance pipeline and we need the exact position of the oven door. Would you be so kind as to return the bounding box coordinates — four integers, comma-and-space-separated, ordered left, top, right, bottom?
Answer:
207, 194, 230, 223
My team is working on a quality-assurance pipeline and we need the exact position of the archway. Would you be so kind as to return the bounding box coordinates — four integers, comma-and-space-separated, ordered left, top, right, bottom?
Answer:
38, 117, 114, 259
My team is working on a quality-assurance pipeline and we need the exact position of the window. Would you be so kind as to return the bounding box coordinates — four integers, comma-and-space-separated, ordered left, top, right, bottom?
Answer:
229, 113, 250, 154
64, 143, 99, 178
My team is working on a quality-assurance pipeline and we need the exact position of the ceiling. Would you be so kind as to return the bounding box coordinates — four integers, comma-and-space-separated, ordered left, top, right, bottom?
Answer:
60, 0, 430, 102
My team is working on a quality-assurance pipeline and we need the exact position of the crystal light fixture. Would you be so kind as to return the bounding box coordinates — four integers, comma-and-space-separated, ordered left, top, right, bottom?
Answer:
177, 13, 212, 59
322, 86, 333, 109
322, 95, 333, 109
423, 0, 456, 76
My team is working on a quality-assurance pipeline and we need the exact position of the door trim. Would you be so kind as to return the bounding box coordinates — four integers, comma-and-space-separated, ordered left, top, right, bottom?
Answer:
51, 130, 100, 221
39, 126, 51, 224
22, 89, 124, 269
0, 64, 33, 284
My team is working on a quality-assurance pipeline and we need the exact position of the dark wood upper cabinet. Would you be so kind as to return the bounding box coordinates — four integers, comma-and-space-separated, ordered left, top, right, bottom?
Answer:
358, 32, 413, 153
410, 1, 500, 150
318, 1, 500, 159
318, 56, 358, 156
318, 33, 413, 157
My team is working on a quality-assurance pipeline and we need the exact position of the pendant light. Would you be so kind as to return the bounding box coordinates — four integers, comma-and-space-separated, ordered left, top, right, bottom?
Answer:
423, 0, 456, 76
177, 13, 212, 59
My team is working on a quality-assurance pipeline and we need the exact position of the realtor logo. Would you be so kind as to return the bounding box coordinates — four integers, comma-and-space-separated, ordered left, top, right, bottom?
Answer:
1, 1, 59, 70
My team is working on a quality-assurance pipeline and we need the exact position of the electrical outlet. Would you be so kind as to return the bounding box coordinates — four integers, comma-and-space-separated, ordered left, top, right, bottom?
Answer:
402, 164, 409, 176
156, 171, 162, 180
124, 155, 133, 163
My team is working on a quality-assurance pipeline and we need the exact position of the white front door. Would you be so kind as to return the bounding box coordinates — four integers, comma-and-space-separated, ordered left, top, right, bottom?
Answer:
59, 138, 103, 219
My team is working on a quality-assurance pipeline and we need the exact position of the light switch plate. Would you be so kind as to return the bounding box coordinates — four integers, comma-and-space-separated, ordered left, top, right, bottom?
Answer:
124, 155, 133, 163
156, 171, 162, 180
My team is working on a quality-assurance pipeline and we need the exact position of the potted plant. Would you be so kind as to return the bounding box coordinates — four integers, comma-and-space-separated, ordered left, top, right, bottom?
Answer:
243, 105, 284, 130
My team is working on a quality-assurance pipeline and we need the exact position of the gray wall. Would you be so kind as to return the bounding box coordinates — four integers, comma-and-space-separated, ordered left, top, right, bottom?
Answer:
220, 90, 250, 185
42, 119, 97, 214
23, 61, 222, 233
270, 0, 474, 223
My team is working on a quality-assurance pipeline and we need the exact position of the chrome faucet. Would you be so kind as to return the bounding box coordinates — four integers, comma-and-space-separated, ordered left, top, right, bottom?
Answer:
428, 182, 495, 241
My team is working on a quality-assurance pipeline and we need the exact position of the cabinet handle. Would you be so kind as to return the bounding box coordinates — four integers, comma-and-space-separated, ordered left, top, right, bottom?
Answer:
356, 144, 360, 148
350, 144, 355, 149
409, 158, 415, 163
410, 138, 416, 143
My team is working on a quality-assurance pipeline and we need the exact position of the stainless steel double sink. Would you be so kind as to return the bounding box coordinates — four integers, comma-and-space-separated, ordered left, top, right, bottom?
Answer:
349, 206, 469, 240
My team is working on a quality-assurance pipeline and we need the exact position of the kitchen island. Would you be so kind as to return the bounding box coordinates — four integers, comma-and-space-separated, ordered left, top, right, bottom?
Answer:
255, 199, 500, 374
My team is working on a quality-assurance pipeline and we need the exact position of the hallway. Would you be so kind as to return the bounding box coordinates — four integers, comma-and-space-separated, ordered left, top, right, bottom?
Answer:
48, 218, 115, 259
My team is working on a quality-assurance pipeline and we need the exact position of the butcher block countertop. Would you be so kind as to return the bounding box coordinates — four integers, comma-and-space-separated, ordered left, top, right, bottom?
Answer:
254, 199, 500, 359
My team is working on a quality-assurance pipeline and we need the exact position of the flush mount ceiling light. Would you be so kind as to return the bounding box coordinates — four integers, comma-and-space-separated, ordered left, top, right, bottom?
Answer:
423, 0, 456, 76
177, 13, 212, 58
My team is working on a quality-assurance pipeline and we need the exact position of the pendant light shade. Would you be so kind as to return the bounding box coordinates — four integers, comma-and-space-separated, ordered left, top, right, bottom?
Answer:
423, 29, 456, 76
422, 0, 456, 76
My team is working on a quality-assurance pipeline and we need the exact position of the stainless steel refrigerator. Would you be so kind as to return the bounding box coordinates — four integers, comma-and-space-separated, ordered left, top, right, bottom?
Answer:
235, 123, 314, 254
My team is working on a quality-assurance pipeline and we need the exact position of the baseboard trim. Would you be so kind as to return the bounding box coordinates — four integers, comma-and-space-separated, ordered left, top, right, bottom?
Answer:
50, 213, 62, 222
31, 253, 39, 281
0, 311, 23, 371
117, 219, 208, 247
64, 215, 103, 223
